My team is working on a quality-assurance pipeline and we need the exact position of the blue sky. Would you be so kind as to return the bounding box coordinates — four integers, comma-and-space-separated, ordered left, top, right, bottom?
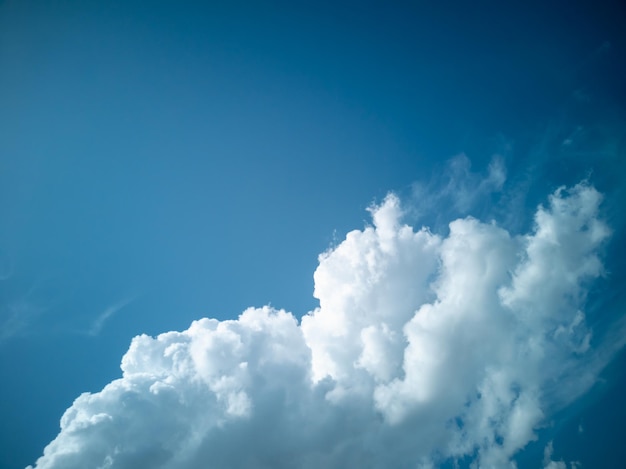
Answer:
1, 1, 625, 468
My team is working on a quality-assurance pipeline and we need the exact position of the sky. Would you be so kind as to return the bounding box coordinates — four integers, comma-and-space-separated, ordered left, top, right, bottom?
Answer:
0, 0, 625, 468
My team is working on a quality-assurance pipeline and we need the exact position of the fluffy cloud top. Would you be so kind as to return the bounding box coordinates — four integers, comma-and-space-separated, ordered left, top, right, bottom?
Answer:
28, 182, 619, 468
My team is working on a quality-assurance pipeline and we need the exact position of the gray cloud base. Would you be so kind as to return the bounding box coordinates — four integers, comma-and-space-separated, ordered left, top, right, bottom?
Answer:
28, 182, 620, 469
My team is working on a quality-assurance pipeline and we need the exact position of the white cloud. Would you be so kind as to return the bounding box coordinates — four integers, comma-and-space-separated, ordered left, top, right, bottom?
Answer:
444, 154, 507, 213
543, 441, 582, 469
410, 154, 507, 221
28, 181, 620, 468
88, 297, 137, 336
0, 298, 45, 343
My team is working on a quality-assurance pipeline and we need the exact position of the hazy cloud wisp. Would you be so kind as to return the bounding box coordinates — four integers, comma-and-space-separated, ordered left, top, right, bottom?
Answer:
88, 296, 137, 336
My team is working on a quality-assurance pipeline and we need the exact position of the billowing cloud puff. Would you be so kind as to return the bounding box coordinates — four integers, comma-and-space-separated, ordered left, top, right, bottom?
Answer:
28, 182, 620, 468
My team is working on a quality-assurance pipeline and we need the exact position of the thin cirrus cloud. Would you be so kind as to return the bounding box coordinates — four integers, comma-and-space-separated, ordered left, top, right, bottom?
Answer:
407, 153, 508, 230
88, 296, 138, 337
27, 175, 623, 468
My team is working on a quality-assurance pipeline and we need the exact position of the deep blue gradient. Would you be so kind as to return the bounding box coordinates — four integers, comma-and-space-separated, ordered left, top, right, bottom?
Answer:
1, 1, 624, 467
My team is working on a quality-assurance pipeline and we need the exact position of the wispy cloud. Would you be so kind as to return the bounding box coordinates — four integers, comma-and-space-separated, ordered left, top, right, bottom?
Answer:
0, 277, 50, 344
0, 248, 13, 281
408, 153, 507, 229
543, 441, 582, 469
0, 299, 45, 343
87, 296, 137, 336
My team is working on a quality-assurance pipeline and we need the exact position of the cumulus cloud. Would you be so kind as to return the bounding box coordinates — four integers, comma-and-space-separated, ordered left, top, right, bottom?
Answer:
28, 181, 621, 468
